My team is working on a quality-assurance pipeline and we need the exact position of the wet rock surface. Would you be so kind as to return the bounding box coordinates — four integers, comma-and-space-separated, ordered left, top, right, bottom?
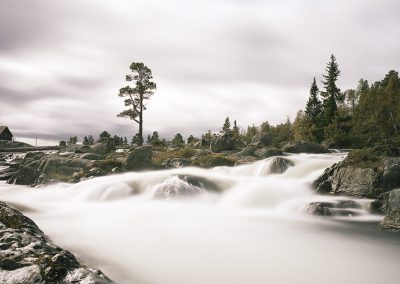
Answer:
0, 201, 113, 283
305, 200, 363, 217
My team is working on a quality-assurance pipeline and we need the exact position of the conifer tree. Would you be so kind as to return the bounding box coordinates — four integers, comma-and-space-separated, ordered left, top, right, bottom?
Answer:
222, 117, 231, 132
305, 77, 322, 124
232, 120, 240, 137
117, 62, 156, 146
321, 55, 342, 124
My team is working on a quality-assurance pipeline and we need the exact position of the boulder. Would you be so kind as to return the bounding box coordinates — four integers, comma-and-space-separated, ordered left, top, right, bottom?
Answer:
87, 140, 115, 155
282, 141, 330, 154
125, 146, 153, 171
8, 165, 40, 185
153, 177, 203, 200
268, 157, 294, 174
314, 163, 383, 198
381, 157, 400, 190
255, 147, 283, 159
371, 188, 400, 214
0, 202, 113, 283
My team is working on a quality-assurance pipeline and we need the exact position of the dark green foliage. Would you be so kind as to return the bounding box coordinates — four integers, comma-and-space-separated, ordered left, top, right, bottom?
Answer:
68, 136, 78, 145
82, 136, 89, 145
148, 131, 162, 146
321, 55, 342, 125
117, 62, 156, 146
98, 131, 111, 142
132, 133, 143, 146
305, 77, 322, 124
222, 117, 231, 132
187, 135, 197, 144
172, 133, 184, 147
232, 120, 240, 138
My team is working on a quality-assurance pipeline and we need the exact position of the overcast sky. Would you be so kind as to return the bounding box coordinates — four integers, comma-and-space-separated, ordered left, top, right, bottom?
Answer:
0, 0, 399, 145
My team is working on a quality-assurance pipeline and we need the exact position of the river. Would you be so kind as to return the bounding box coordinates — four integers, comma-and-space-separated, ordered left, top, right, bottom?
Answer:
1, 153, 399, 284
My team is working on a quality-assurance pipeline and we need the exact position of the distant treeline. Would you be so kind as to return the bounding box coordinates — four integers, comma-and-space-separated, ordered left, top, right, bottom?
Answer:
71, 55, 400, 149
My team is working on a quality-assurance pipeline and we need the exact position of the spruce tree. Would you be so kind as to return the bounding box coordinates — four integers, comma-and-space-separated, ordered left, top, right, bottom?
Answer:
222, 117, 231, 132
232, 120, 240, 137
305, 77, 322, 123
321, 55, 342, 124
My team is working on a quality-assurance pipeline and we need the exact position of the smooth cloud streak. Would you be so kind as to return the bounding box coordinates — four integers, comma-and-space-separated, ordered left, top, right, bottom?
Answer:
0, 0, 399, 145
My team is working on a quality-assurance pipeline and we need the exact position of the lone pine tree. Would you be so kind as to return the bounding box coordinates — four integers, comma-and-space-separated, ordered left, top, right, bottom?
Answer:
117, 62, 156, 146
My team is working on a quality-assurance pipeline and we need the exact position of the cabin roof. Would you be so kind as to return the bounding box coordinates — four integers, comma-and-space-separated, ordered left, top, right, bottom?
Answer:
0, 126, 12, 135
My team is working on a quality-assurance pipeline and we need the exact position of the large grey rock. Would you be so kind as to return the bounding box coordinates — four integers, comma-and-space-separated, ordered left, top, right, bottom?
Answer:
282, 141, 330, 154
255, 147, 283, 159
381, 157, 400, 190
268, 157, 294, 174
314, 163, 383, 198
371, 188, 400, 214
125, 146, 153, 171
0, 202, 113, 283
87, 140, 115, 155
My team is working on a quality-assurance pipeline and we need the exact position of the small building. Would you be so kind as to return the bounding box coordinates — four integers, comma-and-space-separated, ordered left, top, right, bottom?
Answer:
0, 126, 13, 141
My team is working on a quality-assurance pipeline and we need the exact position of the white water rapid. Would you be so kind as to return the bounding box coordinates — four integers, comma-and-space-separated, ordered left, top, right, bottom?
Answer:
1, 153, 399, 284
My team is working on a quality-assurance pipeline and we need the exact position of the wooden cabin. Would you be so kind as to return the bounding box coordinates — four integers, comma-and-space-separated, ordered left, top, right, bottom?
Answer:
0, 126, 13, 141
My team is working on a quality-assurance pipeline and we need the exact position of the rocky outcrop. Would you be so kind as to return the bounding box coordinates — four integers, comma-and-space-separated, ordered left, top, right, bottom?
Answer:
282, 141, 330, 154
124, 146, 153, 171
0, 201, 113, 283
314, 156, 400, 198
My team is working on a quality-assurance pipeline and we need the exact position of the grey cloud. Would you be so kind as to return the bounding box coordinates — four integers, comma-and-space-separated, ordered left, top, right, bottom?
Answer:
0, 0, 399, 143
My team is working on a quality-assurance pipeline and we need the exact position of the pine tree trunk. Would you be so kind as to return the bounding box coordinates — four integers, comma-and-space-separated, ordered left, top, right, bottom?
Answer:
138, 93, 144, 146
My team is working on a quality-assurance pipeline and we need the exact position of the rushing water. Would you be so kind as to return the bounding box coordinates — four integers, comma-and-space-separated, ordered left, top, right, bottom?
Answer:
1, 153, 399, 284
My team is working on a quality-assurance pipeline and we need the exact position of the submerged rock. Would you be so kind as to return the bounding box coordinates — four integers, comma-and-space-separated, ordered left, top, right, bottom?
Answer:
153, 174, 219, 199
268, 157, 294, 174
0, 201, 113, 283
161, 158, 191, 168
305, 200, 362, 217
